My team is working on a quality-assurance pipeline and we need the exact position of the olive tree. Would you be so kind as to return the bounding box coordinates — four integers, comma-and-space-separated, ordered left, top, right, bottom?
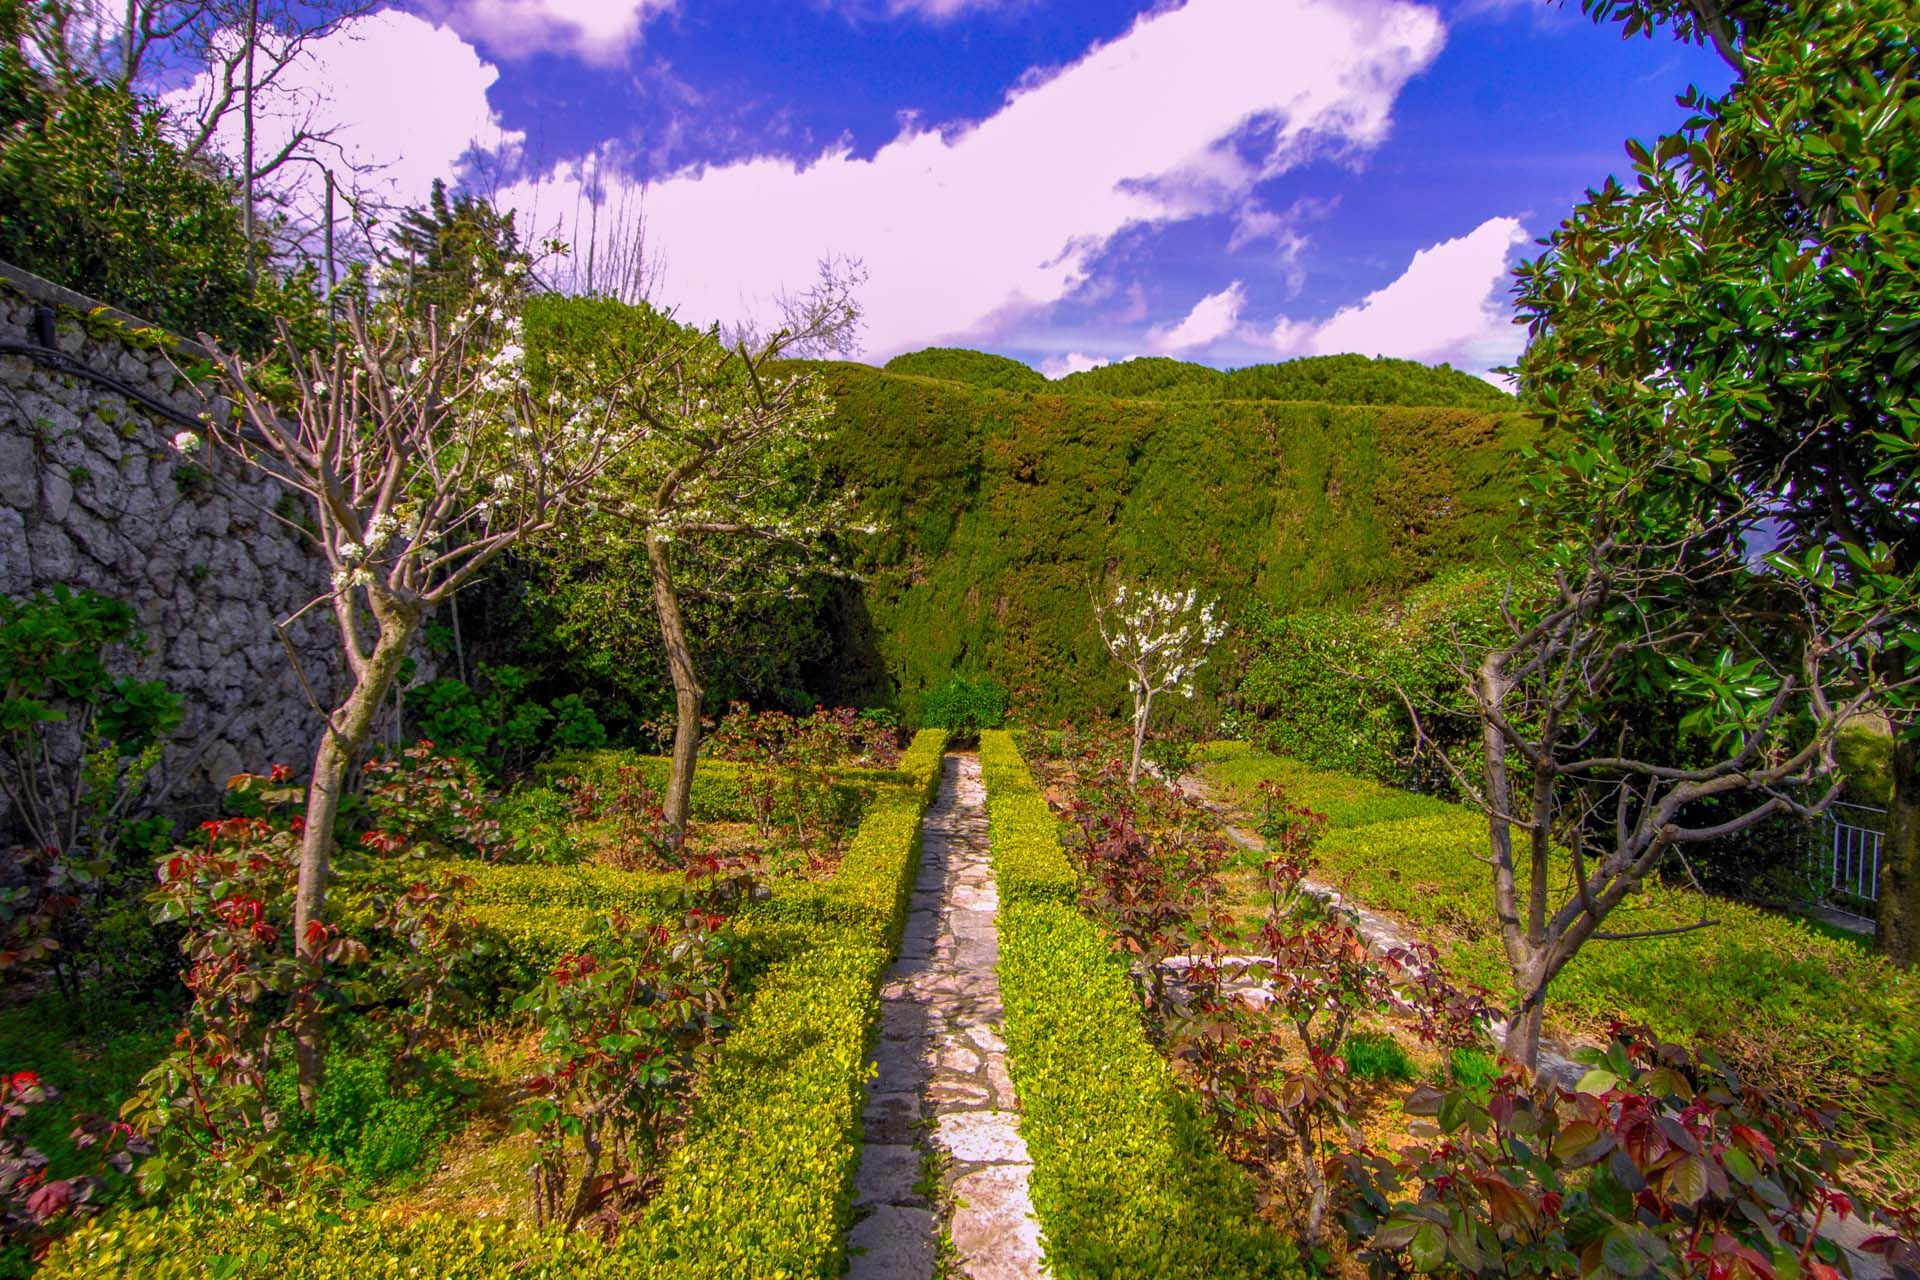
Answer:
195, 259, 678, 1102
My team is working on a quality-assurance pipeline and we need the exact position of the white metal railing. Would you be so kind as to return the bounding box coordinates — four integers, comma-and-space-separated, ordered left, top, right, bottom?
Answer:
1824, 802, 1887, 903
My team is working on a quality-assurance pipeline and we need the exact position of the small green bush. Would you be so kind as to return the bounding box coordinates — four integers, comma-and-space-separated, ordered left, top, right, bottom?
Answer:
920, 675, 1008, 740
268, 1050, 459, 1184
978, 731, 1079, 906
1343, 1032, 1413, 1084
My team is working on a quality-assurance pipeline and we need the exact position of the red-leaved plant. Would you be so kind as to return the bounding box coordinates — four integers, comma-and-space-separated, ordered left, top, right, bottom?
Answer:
1339, 1026, 1920, 1278
509, 907, 734, 1232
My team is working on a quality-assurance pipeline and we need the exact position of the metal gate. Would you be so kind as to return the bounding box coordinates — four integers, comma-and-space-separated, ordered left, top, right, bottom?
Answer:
1825, 802, 1887, 902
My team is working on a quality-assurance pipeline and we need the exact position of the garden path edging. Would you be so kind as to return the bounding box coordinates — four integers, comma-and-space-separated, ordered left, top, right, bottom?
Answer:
847, 751, 1049, 1280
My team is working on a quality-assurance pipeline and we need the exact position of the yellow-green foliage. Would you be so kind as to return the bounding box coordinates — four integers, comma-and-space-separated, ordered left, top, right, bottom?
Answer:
999, 900, 1302, 1279
534, 750, 878, 824
809, 361, 1538, 720
42, 1200, 596, 1278
978, 731, 1078, 905
44, 731, 952, 1279
1197, 743, 1920, 1184
981, 736, 1301, 1278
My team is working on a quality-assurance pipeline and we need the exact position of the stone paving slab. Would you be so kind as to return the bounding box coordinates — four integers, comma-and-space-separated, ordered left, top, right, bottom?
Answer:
845, 752, 1049, 1280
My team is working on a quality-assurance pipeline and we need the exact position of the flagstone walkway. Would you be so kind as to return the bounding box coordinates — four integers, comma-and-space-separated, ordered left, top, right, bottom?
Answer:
846, 751, 1048, 1280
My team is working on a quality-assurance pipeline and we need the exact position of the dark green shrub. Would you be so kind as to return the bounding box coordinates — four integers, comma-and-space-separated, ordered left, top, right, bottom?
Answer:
920, 675, 1008, 742
406, 665, 604, 775
1344, 1031, 1414, 1084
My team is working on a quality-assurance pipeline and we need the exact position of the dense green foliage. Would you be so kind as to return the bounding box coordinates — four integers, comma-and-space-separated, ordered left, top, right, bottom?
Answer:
809, 363, 1534, 721
1055, 353, 1515, 410
0, 22, 313, 350
882, 347, 1049, 391
1233, 568, 1530, 790
980, 732, 1302, 1278
1516, 0, 1920, 962
1195, 743, 1920, 1188
918, 674, 1008, 740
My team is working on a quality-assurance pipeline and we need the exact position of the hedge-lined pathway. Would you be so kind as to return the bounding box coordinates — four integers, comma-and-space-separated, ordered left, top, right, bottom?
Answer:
847, 751, 1049, 1280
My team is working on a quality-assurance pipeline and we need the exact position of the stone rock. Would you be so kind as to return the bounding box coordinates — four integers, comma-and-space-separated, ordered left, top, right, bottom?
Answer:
950, 1165, 1047, 1280
0, 434, 35, 508
852, 1143, 926, 1208
845, 1205, 935, 1280
934, 1111, 1029, 1167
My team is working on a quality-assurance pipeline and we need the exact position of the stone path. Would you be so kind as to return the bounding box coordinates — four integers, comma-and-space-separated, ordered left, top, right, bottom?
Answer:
847, 752, 1048, 1280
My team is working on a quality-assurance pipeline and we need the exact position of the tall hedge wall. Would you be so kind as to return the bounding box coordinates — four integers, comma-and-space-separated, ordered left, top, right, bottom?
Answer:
812, 362, 1536, 722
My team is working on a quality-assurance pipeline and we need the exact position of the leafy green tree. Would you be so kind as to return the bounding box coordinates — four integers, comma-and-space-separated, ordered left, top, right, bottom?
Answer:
386, 179, 528, 318
0, 3, 316, 349
1517, 0, 1920, 961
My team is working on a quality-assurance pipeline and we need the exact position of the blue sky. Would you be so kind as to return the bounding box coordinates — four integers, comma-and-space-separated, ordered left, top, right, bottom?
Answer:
173, 0, 1731, 379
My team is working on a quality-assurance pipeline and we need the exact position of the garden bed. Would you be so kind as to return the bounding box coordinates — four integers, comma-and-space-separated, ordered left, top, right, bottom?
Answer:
37, 731, 949, 1278
1194, 741, 1920, 1196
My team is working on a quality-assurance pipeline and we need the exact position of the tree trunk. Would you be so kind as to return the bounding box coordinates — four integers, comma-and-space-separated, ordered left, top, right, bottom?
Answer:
1501, 987, 1545, 1067
1875, 733, 1919, 966
291, 610, 415, 1110
646, 530, 701, 847
1128, 689, 1153, 788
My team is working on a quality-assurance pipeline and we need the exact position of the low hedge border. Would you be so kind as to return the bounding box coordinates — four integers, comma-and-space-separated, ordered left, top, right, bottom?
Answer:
43, 730, 951, 1279
977, 730, 1078, 905
978, 731, 1302, 1279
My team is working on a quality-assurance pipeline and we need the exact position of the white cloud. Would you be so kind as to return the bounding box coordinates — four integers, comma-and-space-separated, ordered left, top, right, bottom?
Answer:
1303, 215, 1530, 367
162, 11, 518, 231
417, 0, 672, 64
501, 0, 1447, 358
1150, 281, 1247, 353
882, 0, 1014, 17
1039, 351, 1110, 378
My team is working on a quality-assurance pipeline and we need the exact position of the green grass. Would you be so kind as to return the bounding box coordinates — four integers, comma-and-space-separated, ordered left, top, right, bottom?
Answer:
1196, 742, 1920, 1189
1344, 1032, 1414, 1084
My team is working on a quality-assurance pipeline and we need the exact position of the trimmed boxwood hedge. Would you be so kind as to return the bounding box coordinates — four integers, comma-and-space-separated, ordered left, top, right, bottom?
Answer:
43, 731, 950, 1280
978, 731, 1078, 905
977, 731, 1302, 1279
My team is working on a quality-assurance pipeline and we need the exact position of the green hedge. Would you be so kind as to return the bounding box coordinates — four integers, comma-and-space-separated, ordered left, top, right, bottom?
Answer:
44, 730, 951, 1279
978, 731, 1078, 905
979, 733, 1301, 1279
804, 361, 1538, 722
1196, 743, 1920, 1186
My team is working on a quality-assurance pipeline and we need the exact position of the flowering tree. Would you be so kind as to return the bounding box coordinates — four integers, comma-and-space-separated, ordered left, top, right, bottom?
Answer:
1095, 583, 1225, 787
530, 264, 863, 847
192, 259, 678, 1103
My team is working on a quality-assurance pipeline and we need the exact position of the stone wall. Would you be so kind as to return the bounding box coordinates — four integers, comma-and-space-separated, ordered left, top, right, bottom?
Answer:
0, 261, 350, 836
